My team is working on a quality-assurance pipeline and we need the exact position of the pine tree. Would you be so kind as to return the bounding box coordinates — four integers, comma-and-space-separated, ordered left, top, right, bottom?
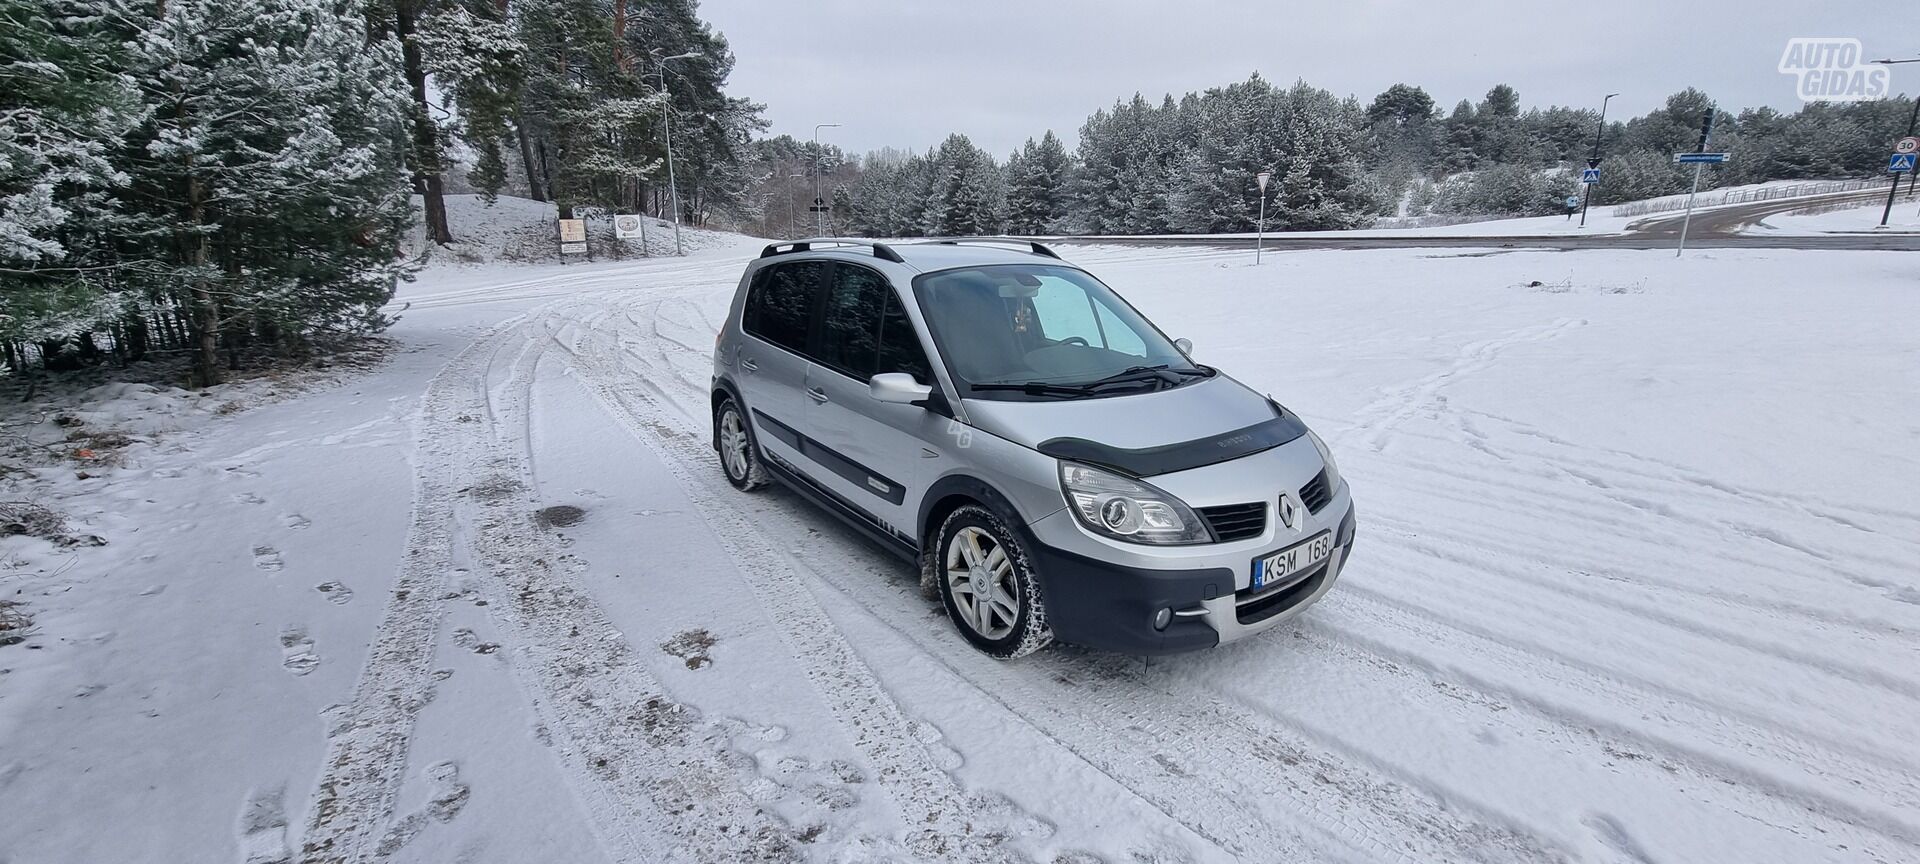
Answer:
1004, 130, 1071, 234
0, 0, 146, 352
123, 0, 414, 385
924, 134, 1003, 236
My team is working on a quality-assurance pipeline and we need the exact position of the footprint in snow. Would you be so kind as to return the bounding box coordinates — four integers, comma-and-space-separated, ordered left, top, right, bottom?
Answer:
314, 581, 353, 605
280, 628, 318, 676
233, 492, 265, 505
253, 546, 284, 572
372, 761, 471, 857
282, 514, 311, 530
236, 786, 291, 864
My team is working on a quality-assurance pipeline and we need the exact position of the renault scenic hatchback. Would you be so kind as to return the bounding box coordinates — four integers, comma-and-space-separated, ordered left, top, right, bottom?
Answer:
711, 238, 1355, 658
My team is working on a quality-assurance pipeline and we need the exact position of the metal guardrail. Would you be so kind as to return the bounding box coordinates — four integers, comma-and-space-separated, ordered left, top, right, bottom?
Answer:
1610, 180, 1877, 218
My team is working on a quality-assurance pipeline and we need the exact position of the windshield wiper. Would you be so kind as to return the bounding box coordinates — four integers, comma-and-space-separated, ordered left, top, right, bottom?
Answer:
969, 381, 1098, 398
1080, 364, 1211, 390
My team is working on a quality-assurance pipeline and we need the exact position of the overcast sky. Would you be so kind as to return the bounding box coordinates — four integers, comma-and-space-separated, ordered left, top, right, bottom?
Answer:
697, 1, 1898, 157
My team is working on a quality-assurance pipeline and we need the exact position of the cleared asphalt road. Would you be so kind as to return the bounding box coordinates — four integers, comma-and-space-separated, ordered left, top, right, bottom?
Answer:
1056, 188, 1920, 251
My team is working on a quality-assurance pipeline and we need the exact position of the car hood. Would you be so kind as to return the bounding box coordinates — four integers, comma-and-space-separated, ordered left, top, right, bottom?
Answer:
960, 375, 1307, 477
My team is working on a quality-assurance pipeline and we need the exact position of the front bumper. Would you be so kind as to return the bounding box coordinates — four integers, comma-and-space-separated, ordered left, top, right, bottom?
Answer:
1022, 502, 1355, 655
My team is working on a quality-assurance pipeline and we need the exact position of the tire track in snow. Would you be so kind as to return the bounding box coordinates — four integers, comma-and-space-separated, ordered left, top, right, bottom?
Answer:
555, 292, 1571, 864
1314, 586, 1920, 850
548, 303, 1023, 863
298, 315, 795, 864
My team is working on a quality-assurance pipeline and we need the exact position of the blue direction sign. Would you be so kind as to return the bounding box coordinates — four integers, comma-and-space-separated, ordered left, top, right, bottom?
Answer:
1888, 153, 1917, 173
1580, 168, 1602, 184
1674, 152, 1731, 164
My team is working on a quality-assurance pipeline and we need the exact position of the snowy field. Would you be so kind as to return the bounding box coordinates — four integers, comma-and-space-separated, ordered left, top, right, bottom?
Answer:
1746, 196, 1920, 235
2, 238, 1918, 863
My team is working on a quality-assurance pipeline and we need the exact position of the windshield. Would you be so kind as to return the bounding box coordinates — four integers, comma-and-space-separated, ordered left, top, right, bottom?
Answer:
913, 264, 1201, 399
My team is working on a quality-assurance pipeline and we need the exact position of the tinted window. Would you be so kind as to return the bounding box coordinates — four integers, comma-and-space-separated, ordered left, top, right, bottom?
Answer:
746, 261, 823, 353
877, 293, 932, 382
819, 264, 887, 378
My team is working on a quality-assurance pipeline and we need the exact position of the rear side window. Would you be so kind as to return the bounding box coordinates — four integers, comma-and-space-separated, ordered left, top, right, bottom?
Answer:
745, 261, 823, 353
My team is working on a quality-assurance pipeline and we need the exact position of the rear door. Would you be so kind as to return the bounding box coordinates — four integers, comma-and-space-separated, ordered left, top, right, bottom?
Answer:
805, 262, 947, 536
736, 260, 825, 471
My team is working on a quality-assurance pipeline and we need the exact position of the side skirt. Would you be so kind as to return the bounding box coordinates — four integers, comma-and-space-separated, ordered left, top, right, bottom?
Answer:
760, 450, 920, 563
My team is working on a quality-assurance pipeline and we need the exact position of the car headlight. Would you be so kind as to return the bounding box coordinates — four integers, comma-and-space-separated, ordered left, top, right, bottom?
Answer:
1307, 429, 1342, 492
1059, 462, 1210, 545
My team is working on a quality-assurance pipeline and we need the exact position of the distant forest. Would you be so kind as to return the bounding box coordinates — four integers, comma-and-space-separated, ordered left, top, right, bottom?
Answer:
733, 78, 1912, 239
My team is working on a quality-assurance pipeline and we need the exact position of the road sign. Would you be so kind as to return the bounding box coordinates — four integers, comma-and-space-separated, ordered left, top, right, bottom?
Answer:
559, 242, 587, 255
1586, 158, 1601, 169
557, 218, 586, 243
1564, 195, 1580, 208
1898, 137, 1920, 155
613, 214, 644, 239
1889, 153, 1917, 173
1674, 152, 1730, 164
1580, 168, 1601, 184
807, 205, 831, 213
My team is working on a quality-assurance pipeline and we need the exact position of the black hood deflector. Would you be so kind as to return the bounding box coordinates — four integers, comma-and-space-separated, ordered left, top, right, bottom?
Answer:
1037, 402, 1308, 478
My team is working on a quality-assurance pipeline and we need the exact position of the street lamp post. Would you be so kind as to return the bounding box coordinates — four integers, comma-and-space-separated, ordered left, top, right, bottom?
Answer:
1579, 92, 1619, 228
1871, 57, 1920, 225
786, 173, 803, 239
654, 50, 702, 255
813, 123, 840, 236
1254, 170, 1272, 264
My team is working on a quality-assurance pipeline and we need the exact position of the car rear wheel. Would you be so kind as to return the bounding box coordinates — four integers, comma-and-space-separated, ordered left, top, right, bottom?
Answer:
715, 397, 765, 491
930, 505, 1052, 659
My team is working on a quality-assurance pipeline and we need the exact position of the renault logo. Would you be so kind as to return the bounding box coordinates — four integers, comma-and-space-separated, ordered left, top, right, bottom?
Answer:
1277, 493, 1301, 532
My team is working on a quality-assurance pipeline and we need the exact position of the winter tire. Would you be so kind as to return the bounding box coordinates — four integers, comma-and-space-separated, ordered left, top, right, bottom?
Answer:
928, 505, 1053, 659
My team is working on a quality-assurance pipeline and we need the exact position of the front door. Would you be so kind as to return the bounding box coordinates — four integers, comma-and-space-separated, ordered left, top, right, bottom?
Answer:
804, 263, 946, 536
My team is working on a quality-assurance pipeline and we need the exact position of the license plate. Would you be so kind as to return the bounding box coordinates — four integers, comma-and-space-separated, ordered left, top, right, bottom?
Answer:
1253, 531, 1332, 590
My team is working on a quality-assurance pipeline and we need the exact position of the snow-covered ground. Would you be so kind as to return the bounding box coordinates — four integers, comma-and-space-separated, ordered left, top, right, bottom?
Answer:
3, 238, 1918, 863
1746, 195, 1920, 235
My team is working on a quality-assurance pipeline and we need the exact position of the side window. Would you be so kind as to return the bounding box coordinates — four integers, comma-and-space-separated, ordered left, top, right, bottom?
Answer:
819, 264, 887, 379
745, 261, 823, 353
877, 292, 932, 382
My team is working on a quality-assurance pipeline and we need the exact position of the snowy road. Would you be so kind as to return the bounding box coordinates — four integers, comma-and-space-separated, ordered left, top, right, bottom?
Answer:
4, 241, 1918, 863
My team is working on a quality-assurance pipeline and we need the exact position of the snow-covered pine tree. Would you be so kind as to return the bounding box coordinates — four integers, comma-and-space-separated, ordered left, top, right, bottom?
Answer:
1004, 130, 1071, 234
123, 0, 414, 385
1271, 82, 1381, 230
0, 0, 146, 361
1169, 74, 1283, 233
416, 0, 524, 203
924, 133, 1003, 236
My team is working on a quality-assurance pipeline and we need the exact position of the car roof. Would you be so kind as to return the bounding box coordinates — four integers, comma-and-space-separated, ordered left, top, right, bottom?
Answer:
757, 240, 1075, 275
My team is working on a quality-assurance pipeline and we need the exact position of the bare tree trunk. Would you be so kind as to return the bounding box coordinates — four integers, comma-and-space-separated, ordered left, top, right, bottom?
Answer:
515, 112, 545, 201
395, 0, 453, 244
186, 177, 222, 388
612, 0, 628, 72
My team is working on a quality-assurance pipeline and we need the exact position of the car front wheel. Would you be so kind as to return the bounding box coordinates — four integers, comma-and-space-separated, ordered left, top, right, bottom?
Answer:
929, 505, 1053, 659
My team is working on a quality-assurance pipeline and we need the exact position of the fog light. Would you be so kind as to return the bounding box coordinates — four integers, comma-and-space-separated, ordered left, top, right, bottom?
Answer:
1153, 607, 1172, 631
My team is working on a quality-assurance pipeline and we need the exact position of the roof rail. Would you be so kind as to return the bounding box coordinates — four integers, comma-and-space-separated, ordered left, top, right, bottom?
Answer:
759, 237, 905, 264
920, 237, 1062, 260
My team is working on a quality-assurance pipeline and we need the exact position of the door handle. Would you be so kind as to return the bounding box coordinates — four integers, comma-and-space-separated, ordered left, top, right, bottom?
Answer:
740, 356, 758, 372
806, 387, 829, 403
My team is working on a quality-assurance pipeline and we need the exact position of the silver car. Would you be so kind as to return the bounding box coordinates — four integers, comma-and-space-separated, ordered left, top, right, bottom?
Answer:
711, 239, 1355, 658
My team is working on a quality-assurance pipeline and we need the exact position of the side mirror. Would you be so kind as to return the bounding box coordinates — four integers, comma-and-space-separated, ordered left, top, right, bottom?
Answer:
869, 372, 933, 405
1173, 337, 1193, 356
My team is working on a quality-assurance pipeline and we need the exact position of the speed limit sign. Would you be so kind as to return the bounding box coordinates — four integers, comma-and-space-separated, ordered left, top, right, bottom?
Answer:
1898, 137, 1920, 155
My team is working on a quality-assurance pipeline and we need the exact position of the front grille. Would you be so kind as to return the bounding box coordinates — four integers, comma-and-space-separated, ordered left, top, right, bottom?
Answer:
1197, 502, 1266, 542
1299, 469, 1333, 514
